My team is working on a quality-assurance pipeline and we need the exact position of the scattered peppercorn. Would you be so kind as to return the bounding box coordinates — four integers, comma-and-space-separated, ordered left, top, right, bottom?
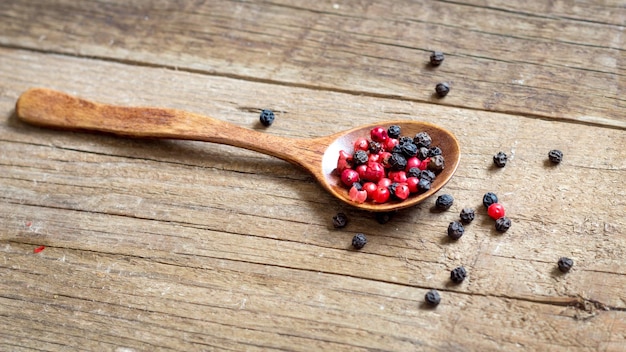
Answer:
332, 212, 348, 228
435, 82, 450, 97
495, 217, 512, 232
450, 266, 467, 283
487, 203, 506, 220
483, 192, 498, 208
548, 149, 563, 164
259, 109, 275, 126
375, 211, 394, 224
557, 257, 574, 273
428, 155, 445, 173
424, 289, 441, 306
435, 194, 454, 210
459, 208, 475, 224
352, 233, 367, 249
493, 151, 508, 168
387, 125, 401, 139
429, 51, 445, 66
447, 221, 465, 240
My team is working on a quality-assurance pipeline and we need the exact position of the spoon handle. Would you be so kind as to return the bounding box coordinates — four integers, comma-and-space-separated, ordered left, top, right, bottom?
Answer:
16, 88, 323, 168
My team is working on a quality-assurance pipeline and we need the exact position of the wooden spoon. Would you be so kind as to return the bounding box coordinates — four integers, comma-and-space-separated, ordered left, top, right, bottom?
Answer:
15, 88, 460, 212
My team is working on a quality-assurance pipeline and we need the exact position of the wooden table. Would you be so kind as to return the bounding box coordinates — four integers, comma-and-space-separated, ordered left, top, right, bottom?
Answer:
1, 1, 624, 351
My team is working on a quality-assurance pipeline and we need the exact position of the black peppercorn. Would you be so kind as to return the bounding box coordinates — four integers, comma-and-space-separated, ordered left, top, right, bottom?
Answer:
495, 217, 512, 232
259, 109, 275, 126
375, 212, 394, 224
353, 150, 369, 165
352, 233, 367, 249
459, 208, 475, 224
435, 82, 450, 97
435, 194, 454, 210
407, 167, 421, 178
332, 213, 348, 228
369, 141, 382, 154
447, 221, 465, 240
548, 149, 563, 164
424, 289, 441, 306
417, 147, 430, 160
417, 178, 431, 192
413, 132, 432, 148
429, 51, 445, 66
400, 141, 418, 158
387, 125, 401, 139
420, 170, 436, 182
450, 266, 467, 283
389, 153, 407, 171
557, 257, 574, 273
428, 155, 445, 173
399, 136, 414, 145
429, 146, 442, 157
388, 182, 399, 199
493, 151, 508, 168
482, 192, 498, 208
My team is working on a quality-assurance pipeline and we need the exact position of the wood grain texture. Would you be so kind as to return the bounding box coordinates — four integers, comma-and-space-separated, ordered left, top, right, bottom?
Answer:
0, 0, 623, 128
1, 1, 625, 351
1, 47, 625, 351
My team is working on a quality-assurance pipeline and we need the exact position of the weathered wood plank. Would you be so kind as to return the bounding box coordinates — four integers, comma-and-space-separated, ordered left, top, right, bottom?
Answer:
0, 0, 623, 127
1, 47, 624, 350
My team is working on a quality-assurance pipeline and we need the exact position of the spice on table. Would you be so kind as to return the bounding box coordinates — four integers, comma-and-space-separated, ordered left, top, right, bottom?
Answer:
493, 151, 508, 167
332, 212, 348, 228
548, 149, 563, 164
435, 82, 450, 97
483, 192, 498, 208
429, 51, 445, 66
495, 217, 512, 232
375, 211, 394, 224
450, 266, 467, 283
33, 245, 45, 253
557, 257, 574, 273
487, 203, 505, 220
352, 233, 368, 249
259, 109, 275, 126
435, 194, 454, 210
447, 221, 465, 240
424, 289, 441, 306
459, 208, 475, 224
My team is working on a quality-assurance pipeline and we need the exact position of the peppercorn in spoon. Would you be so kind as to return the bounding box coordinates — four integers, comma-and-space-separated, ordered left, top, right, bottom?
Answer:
16, 88, 460, 212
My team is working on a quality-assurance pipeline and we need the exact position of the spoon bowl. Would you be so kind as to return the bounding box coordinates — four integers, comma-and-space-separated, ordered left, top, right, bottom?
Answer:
16, 88, 460, 212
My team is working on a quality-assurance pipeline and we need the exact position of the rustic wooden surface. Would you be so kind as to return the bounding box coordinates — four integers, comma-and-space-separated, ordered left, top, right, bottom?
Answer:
1, 1, 624, 351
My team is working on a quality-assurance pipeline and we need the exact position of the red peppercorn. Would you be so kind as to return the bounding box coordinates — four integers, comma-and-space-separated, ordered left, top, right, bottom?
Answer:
336, 150, 352, 173
393, 183, 410, 200
370, 126, 388, 143
354, 137, 369, 151
406, 177, 419, 193
341, 168, 360, 187
363, 162, 385, 182
355, 164, 368, 180
405, 156, 421, 171
377, 177, 392, 188
487, 203, 505, 220
418, 158, 430, 171
349, 185, 367, 203
372, 186, 390, 203
362, 182, 378, 200
388, 170, 408, 183
383, 138, 399, 152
